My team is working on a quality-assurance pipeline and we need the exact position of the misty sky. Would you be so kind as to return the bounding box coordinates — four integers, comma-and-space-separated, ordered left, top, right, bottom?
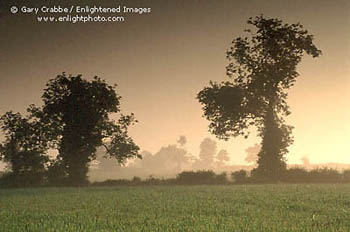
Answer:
0, 0, 349, 168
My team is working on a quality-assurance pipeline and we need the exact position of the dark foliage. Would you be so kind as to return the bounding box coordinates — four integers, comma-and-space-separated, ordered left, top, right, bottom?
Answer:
0, 172, 45, 188
231, 168, 350, 184
176, 170, 229, 185
91, 171, 229, 186
231, 170, 248, 184
92, 176, 177, 187
282, 168, 345, 183
46, 159, 69, 186
343, 170, 350, 183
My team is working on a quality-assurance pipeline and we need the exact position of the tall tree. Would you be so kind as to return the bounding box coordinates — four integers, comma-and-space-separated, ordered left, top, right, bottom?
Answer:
197, 16, 321, 181
40, 73, 140, 185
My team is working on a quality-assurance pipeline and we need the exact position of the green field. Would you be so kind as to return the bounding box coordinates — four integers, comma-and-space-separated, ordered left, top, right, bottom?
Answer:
0, 185, 349, 231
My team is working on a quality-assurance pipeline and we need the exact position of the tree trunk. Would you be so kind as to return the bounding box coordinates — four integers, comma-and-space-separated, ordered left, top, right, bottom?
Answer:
59, 130, 91, 186
254, 102, 287, 182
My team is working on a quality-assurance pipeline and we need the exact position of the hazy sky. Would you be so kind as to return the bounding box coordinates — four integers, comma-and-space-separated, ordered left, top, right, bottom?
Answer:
0, 0, 349, 167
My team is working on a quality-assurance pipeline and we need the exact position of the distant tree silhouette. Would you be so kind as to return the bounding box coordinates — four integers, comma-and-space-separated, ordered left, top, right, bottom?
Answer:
193, 138, 217, 170
300, 156, 311, 169
177, 135, 187, 146
197, 16, 321, 181
216, 149, 230, 169
89, 136, 197, 180
95, 148, 124, 173
134, 145, 192, 176
37, 73, 140, 186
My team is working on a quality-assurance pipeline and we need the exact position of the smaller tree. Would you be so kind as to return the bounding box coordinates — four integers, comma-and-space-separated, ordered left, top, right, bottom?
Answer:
0, 111, 50, 186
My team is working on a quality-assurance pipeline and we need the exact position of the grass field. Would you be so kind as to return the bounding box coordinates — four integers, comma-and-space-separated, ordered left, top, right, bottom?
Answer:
0, 184, 349, 231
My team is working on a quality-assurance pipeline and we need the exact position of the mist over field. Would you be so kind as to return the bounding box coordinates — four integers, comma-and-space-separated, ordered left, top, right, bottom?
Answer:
2, 136, 350, 182
88, 136, 350, 182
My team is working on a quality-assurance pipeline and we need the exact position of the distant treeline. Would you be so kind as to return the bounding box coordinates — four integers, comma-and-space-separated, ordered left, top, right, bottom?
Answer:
92, 168, 350, 186
94, 168, 350, 186
93, 168, 350, 186
2, 168, 348, 188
